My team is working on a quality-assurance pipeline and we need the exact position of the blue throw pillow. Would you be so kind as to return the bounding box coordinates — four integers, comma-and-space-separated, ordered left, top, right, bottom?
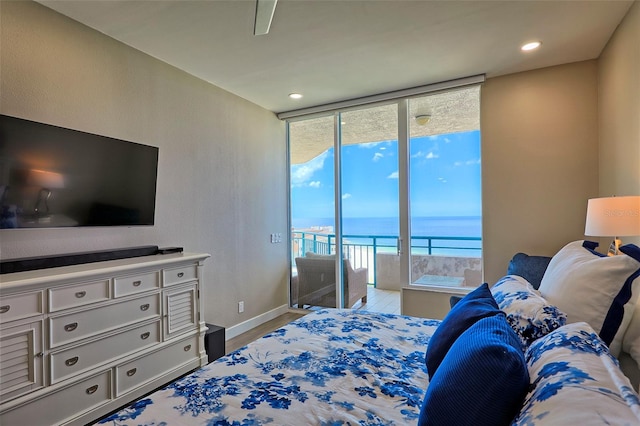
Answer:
419, 315, 529, 426
425, 283, 501, 378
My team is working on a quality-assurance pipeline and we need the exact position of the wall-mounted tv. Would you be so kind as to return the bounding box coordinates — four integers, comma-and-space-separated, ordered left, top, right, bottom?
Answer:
0, 114, 159, 229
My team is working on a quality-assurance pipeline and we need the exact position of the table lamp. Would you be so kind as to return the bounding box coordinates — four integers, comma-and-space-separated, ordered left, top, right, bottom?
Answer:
584, 195, 640, 256
28, 169, 65, 216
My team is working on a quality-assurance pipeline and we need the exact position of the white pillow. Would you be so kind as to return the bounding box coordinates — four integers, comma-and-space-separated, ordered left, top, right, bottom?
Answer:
538, 240, 640, 357
623, 301, 640, 367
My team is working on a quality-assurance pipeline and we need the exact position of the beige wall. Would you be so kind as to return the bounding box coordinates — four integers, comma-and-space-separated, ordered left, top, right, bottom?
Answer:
598, 0, 640, 247
0, 1, 289, 329
481, 61, 599, 283
480, 3, 639, 283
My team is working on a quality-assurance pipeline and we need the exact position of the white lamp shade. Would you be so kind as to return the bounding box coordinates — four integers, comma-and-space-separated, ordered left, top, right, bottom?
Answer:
585, 196, 640, 237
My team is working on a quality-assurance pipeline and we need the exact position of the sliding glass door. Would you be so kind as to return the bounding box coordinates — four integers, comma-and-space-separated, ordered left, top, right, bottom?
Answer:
288, 85, 482, 311
289, 115, 338, 309
408, 88, 483, 288
340, 104, 400, 307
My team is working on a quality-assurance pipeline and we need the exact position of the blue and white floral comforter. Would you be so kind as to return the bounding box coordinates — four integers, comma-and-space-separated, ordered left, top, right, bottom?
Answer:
96, 309, 640, 426
97, 309, 438, 426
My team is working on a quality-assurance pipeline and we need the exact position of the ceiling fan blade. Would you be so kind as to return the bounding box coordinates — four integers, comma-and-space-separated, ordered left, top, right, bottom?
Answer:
254, 0, 278, 36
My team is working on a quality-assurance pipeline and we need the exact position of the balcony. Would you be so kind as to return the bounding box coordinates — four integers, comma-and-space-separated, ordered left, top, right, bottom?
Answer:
291, 231, 482, 290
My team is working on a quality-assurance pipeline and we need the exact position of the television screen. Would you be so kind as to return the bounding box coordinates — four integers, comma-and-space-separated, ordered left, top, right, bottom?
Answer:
0, 114, 159, 229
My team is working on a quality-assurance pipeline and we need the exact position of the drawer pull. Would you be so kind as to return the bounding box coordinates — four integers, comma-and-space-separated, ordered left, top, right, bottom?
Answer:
133, 280, 142, 287
140, 304, 150, 311
184, 344, 192, 352
126, 368, 137, 377
75, 291, 86, 298
65, 356, 79, 367
35, 352, 43, 358
0, 305, 10, 314
140, 332, 150, 340
177, 272, 185, 278
64, 322, 78, 332
86, 385, 99, 395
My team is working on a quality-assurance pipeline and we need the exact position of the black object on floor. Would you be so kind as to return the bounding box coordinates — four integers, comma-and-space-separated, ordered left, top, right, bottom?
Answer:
205, 323, 226, 363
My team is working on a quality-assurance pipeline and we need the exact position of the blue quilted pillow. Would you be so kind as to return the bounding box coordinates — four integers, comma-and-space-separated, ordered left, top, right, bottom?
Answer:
419, 314, 530, 426
507, 253, 552, 289
425, 283, 502, 378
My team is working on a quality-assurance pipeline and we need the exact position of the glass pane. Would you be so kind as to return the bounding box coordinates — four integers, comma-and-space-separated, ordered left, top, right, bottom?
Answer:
408, 86, 483, 288
289, 115, 337, 309
340, 103, 399, 310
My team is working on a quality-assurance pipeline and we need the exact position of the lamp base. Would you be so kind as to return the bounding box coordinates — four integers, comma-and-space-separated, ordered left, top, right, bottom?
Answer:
607, 238, 622, 256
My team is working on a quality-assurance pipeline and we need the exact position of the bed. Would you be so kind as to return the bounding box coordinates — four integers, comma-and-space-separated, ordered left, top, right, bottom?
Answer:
95, 309, 436, 425
95, 241, 640, 425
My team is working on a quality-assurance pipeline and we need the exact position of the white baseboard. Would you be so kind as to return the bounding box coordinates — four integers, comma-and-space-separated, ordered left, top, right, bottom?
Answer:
225, 304, 290, 340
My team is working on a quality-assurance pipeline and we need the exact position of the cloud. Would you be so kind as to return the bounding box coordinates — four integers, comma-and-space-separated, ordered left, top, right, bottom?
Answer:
373, 152, 384, 162
411, 151, 439, 159
359, 141, 384, 149
438, 177, 447, 183
454, 158, 481, 166
309, 181, 321, 188
342, 193, 352, 199
387, 171, 399, 179
290, 151, 329, 187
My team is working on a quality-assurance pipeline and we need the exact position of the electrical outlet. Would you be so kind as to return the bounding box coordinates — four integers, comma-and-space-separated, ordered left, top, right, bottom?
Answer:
238, 301, 244, 313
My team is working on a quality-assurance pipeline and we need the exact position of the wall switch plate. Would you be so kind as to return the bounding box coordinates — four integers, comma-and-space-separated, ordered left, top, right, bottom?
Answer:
270, 233, 282, 243
238, 301, 244, 313
270, 233, 283, 243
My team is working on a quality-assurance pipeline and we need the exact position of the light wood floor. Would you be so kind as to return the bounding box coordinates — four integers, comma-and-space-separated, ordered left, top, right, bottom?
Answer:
225, 286, 400, 354
225, 312, 307, 354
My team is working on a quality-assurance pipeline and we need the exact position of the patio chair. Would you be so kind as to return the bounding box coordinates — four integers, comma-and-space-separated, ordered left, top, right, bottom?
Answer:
294, 254, 368, 309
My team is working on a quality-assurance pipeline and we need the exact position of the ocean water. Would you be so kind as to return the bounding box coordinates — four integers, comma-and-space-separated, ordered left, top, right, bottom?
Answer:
293, 216, 482, 256
293, 216, 482, 238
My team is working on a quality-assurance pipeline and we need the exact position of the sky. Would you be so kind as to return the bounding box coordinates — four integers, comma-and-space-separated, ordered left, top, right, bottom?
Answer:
290, 130, 482, 222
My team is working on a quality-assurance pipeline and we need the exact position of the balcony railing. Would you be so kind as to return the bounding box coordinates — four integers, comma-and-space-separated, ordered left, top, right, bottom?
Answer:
291, 231, 482, 286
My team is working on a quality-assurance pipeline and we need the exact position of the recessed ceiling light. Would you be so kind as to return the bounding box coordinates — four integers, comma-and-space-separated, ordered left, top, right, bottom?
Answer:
521, 41, 542, 51
289, 93, 303, 99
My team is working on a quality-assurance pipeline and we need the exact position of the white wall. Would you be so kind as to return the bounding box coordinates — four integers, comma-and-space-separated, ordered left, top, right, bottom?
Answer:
0, 1, 289, 329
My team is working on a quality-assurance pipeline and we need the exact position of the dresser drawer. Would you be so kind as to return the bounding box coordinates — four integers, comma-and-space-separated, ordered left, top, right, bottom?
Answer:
49, 293, 160, 348
0, 370, 111, 426
50, 320, 161, 384
163, 264, 197, 287
48, 280, 110, 312
0, 291, 43, 322
114, 270, 159, 297
116, 335, 198, 397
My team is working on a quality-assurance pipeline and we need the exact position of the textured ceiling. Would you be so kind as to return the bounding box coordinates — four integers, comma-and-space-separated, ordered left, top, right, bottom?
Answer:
289, 86, 480, 164
38, 0, 633, 114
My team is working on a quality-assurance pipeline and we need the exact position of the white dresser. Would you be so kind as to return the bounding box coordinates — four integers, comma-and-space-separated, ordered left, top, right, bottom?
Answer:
0, 252, 210, 426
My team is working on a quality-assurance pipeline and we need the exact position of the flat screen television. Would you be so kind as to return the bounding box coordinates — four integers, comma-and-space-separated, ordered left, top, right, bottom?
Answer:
0, 114, 159, 229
